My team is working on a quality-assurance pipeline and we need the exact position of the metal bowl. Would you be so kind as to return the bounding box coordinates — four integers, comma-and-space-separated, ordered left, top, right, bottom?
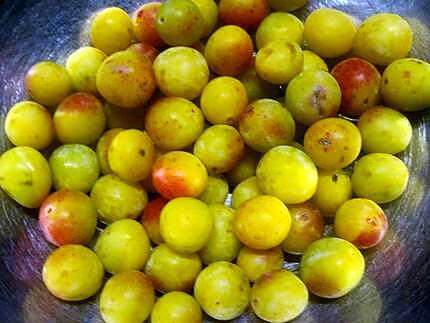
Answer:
1, 0, 430, 322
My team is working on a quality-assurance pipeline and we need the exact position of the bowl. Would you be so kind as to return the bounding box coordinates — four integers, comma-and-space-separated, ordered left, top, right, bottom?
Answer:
0, 0, 430, 322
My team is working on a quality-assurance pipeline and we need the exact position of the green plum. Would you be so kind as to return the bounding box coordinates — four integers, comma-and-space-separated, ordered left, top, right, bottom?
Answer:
49, 144, 100, 193
0, 147, 51, 208
198, 176, 229, 204
232, 176, 262, 209
227, 148, 260, 187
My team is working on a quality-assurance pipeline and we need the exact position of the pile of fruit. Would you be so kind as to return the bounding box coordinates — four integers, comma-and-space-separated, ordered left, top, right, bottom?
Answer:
0, 0, 429, 322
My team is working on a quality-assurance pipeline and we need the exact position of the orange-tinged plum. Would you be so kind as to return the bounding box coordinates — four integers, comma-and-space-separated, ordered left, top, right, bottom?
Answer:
152, 151, 208, 199
127, 42, 159, 62
39, 189, 97, 246
227, 148, 260, 187
141, 196, 168, 245
144, 243, 202, 292
232, 176, 262, 209
251, 269, 308, 323
145, 97, 204, 150
218, 0, 269, 31
132, 2, 164, 47
96, 128, 123, 175
194, 262, 250, 320
42, 245, 104, 301
108, 129, 156, 182
335, 198, 388, 249
25, 61, 73, 106
90, 174, 148, 224
304, 8, 357, 58
281, 202, 324, 255
54, 92, 106, 145
234, 195, 290, 250
155, 0, 204, 46
311, 169, 352, 217
331, 58, 381, 117
160, 197, 213, 253
300, 237, 365, 298
205, 25, 254, 76
100, 271, 155, 323
194, 125, 245, 174
96, 50, 156, 108
151, 291, 203, 323
154, 46, 209, 100
304, 117, 362, 170
239, 99, 295, 153
256, 146, 318, 204
236, 246, 283, 282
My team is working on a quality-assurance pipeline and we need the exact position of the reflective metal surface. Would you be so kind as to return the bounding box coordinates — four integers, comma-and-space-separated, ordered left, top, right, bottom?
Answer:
1, 0, 430, 322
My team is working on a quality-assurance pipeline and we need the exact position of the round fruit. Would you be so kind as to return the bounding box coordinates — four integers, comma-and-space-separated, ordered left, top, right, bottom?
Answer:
335, 198, 388, 249
90, 174, 148, 224
198, 176, 229, 204
190, 0, 218, 38
227, 148, 260, 187
99, 271, 155, 323
234, 195, 291, 250
304, 118, 362, 170
311, 169, 352, 217
39, 189, 97, 246
25, 61, 73, 106
0, 147, 51, 208
127, 42, 160, 62
201, 76, 248, 125
281, 202, 325, 254
96, 50, 156, 108
239, 63, 279, 103
285, 70, 341, 126
255, 40, 303, 84
5, 101, 55, 149
200, 204, 241, 264
54, 92, 106, 145
144, 244, 202, 292
236, 246, 283, 282
304, 8, 357, 58
49, 144, 100, 193
381, 58, 430, 112
96, 128, 123, 175
103, 102, 146, 130
218, 0, 269, 31
145, 97, 204, 150
205, 25, 253, 76
160, 197, 213, 253
268, 0, 308, 12
302, 50, 328, 72
108, 129, 155, 182
331, 58, 381, 117
154, 47, 209, 100
194, 125, 245, 174
300, 237, 365, 298
232, 176, 262, 209
132, 2, 164, 47
151, 291, 203, 323
256, 12, 304, 49
239, 99, 295, 153
155, 0, 204, 46
90, 7, 133, 54
152, 151, 208, 199
141, 196, 168, 245
95, 219, 151, 274
353, 13, 413, 66
66, 46, 107, 94
42, 245, 104, 301
251, 269, 308, 323
194, 262, 250, 320
256, 145, 318, 204
351, 153, 409, 203
358, 106, 412, 154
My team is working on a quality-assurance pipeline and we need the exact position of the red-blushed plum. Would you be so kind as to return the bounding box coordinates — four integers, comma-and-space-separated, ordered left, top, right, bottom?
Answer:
132, 2, 164, 47
218, 0, 269, 31
141, 196, 168, 245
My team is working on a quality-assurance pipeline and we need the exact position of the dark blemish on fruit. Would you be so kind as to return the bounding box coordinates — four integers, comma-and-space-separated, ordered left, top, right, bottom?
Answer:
403, 71, 411, 79
332, 174, 338, 182
340, 156, 345, 162
160, 17, 165, 23
216, 301, 220, 305
21, 180, 33, 186
384, 78, 388, 84
363, 98, 369, 104
139, 149, 146, 157
319, 137, 331, 146
310, 85, 327, 115
47, 207, 53, 214
367, 216, 378, 226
